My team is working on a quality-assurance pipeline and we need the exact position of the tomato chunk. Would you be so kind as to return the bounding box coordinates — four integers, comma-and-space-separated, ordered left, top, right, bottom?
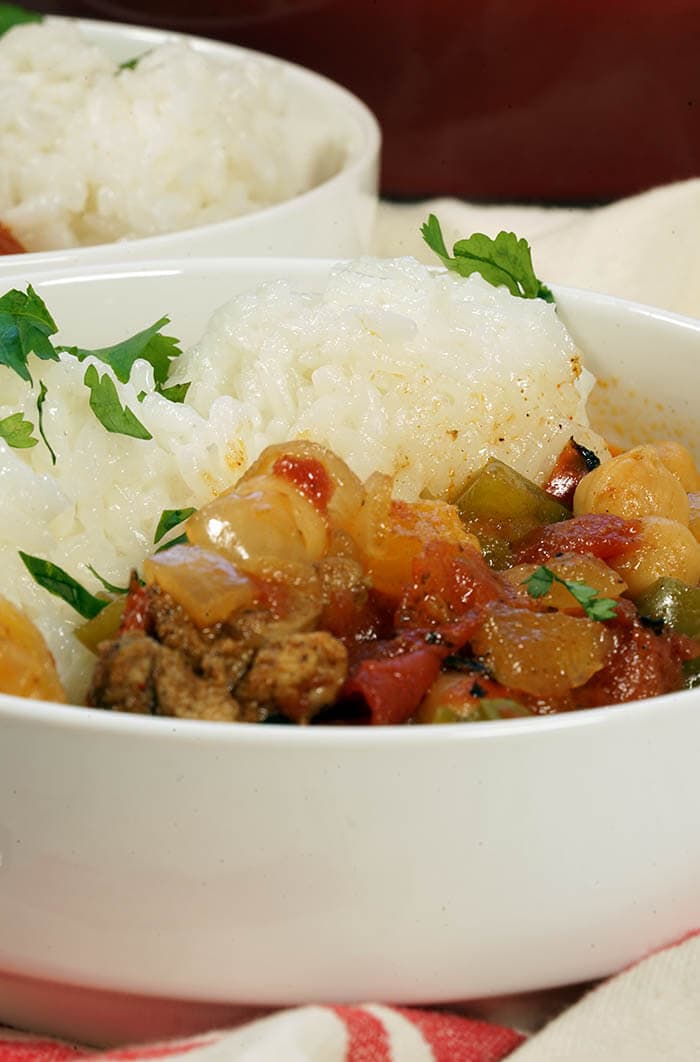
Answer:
574, 604, 694, 706
0, 222, 24, 255
514, 512, 641, 565
396, 540, 521, 629
342, 636, 444, 725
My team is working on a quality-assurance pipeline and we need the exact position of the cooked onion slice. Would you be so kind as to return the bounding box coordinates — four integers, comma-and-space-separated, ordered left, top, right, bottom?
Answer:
240, 440, 366, 532
187, 473, 329, 569
502, 553, 628, 610
144, 544, 257, 628
471, 602, 613, 698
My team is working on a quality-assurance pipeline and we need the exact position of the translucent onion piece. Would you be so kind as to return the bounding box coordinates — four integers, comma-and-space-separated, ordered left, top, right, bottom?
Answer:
240, 440, 366, 531
363, 495, 481, 598
0, 594, 66, 702
502, 553, 628, 610
143, 544, 257, 628
350, 470, 393, 565
471, 602, 613, 698
187, 473, 329, 569
252, 558, 323, 636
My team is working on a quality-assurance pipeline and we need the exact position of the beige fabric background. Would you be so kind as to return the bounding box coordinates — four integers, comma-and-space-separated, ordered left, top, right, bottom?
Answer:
374, 179, 700, 319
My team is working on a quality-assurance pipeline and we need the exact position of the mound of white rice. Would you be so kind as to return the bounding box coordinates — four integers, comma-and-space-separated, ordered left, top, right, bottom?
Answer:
0, 257, 606, 699
0, 20, 342, 251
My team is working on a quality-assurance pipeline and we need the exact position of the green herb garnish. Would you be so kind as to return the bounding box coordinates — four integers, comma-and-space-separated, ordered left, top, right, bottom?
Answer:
19, 552, 109, 620
523, 565, 618, 621
0, 285, 59, 383
86, 565, 131, 595
83, 365, 152, 440
421, 214, 554, 303
36, 380, 56, 465
0, 3, 42, 35
0, 411, 37, 449
154, 507, 196, 544
60, 317, 183, 387
157, 380, 191, 404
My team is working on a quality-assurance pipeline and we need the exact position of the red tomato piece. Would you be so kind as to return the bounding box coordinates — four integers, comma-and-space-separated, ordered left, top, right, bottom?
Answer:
574, 611, 689, 707
396, 540, 521, 629
544, 437, 600, 507
119, 581, 152, 633
0, 222, 24, 255
342, 637, 444, 725
514, 512, 641, 565
272, 454, 333, 512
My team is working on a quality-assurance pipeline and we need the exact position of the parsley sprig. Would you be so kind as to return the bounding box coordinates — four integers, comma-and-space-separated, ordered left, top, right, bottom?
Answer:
0, 411, 37, 449
0, 2, 42, 36
523, 565, 618, 621
19, 552, 109, 620
154, 507, 196, 550
421, 214, 554, 303
0, 285, 190, 456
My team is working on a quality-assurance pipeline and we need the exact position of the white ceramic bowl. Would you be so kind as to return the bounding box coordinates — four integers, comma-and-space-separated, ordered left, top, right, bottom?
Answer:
1, 258, 700, 1047
0, 19, 380, 276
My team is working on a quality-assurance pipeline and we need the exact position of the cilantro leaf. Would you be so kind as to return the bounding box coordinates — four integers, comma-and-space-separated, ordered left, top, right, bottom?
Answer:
155, 531, 189, 553
421, 214, 554, 303
19, 551, 108, 620
0, 411, 37, 449
154, 507, 196, 544
0, 3, 42, 35
523, 565, 617, 621
0, 285, 59, 383
157, 380, 191, 404
86, 564, 131, 595
83, 365, 152, 440
60, 317, 183, 386
522, 565, 553, 599
36, 379, 56, 465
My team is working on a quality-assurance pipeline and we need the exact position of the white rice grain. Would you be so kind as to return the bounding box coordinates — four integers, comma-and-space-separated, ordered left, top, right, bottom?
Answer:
0, 258, 605, 699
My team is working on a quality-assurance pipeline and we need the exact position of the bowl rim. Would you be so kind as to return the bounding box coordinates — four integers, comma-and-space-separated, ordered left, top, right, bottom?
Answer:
0, 15, 381, 266
1, 258, 699, 745
0, 681, 693, 744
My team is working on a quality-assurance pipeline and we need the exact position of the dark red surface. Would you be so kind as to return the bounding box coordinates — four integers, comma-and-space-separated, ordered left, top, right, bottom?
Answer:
27, 0, 700, 201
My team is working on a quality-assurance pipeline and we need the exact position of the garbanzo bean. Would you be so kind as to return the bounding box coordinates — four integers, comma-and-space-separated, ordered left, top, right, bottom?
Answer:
651, 441, 700, 491
611, 515, 700, 596
689, 493, 700, 543
573, 445, 690, 524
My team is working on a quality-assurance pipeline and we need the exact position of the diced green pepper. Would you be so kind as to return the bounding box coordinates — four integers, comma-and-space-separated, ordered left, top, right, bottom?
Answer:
634, 577, 700, 640
682, 657, 700, 689
74, 596, 125, 653
431, 698, 532, 723
453, 458, 570, 567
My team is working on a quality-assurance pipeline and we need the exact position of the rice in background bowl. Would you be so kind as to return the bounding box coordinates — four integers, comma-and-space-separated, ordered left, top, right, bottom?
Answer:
0, 255, 603, 701
0, 18, 379, 266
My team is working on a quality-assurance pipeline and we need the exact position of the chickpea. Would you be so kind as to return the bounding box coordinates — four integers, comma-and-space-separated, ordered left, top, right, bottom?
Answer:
573, 445, 690, 525
611, 516, 700, 596
651, 441, 700, 491
0, 595, 66, 702
689, 493, 700, 543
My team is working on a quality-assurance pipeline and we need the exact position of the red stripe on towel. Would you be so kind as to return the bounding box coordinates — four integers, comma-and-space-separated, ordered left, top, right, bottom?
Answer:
394, 1007, 525, 1061
330, 1006, 392, 1062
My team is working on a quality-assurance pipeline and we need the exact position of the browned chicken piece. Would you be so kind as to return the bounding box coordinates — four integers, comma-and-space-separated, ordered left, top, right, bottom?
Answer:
235, 631, 348, 723
148, 585, 256, 685
89, 586, 348, 723
88, 630, 239, 722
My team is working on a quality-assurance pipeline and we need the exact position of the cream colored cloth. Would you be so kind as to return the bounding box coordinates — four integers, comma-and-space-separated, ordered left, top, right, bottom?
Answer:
374, 179, 700, 319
